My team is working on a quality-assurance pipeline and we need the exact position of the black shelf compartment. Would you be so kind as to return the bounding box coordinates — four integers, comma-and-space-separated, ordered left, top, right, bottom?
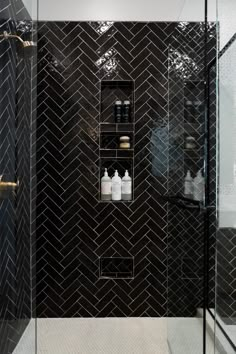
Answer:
100, 80, 134, 123
100, 132, 133, 150
99, 158, 134, 202
184, 80, 204, 124
99, 257, 134, 279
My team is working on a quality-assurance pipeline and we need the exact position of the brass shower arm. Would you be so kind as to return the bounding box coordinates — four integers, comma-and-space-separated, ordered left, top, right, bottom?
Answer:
0, 30, 36, 56
0, 31, 24, 44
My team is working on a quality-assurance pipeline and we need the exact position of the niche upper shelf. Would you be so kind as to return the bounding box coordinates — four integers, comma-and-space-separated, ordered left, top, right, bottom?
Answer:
100, 80, 134, 123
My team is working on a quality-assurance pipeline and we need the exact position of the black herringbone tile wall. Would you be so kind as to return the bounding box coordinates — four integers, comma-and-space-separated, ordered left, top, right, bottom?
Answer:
0, 1, 33, 353
36, 21, 215, 318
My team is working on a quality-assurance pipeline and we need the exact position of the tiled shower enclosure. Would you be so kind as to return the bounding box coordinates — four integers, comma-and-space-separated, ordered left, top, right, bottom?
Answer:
36, 21, 216, 318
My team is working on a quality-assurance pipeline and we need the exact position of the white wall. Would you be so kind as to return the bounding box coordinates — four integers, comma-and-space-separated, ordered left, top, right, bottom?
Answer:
218, 0, 236, 227
219, 56, 236, 228
179, 0, 216, 21
218, 0, 236, 50
22, 0, 37, 19
38, 0, 211, 22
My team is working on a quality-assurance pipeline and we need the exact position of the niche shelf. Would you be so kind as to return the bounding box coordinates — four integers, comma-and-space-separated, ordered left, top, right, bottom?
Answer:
100, 80, 134, 123
99, 158, 134, 203
99, 257, 134, 279
100, 132, 133, 158
99, 80, 135, 203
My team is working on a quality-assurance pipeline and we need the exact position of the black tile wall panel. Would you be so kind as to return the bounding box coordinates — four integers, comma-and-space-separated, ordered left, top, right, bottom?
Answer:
217, 228, 236, 324
36, 21, 216, 318
0, 1, 33, 353
208, 63, 217, 310
209, 60, 236, 324
211, 46, 236, 323
211, 41, 236, 323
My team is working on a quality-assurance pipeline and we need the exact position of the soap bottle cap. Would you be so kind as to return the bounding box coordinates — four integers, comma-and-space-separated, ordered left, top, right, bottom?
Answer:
104, 168, 108, 177
195, 170, 204, 181
114, 170, 118, 176
186, 170, 191, 178
124, 100, 130, 105
197, 170, 202, 177
125, 170, 129, 177
115, 100, 122, 105
185, 170, 192, 181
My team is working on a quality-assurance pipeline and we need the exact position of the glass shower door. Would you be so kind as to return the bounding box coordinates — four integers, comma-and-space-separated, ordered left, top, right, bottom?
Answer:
0, 0, 38, 353
167, 1, 217, 353
167, 43, 206, 354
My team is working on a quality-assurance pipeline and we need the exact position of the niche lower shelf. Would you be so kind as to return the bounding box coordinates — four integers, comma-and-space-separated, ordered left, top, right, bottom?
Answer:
99, 257, 134, 279
100, 158, 133, 203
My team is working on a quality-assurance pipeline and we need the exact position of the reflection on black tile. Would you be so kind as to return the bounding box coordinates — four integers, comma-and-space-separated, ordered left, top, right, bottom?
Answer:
182, 257, 204, 279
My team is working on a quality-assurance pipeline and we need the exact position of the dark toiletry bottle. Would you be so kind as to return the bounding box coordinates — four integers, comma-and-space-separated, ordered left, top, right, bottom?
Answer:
114, 100, 122, 123
122, 100, 131, 123
193, 100, 201, 114
185, 100, 194, 121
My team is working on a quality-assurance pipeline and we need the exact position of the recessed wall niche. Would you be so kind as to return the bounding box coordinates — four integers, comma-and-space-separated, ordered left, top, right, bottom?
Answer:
99, 80, 135, 202
99, 257, 134, 279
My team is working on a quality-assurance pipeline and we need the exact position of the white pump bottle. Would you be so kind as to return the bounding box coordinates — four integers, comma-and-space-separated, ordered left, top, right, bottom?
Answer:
122, 170, 132, 201
101, 168, 112, 201
193, 170, 204, 201
184, 170, 193, 198
112, 170, 122, 201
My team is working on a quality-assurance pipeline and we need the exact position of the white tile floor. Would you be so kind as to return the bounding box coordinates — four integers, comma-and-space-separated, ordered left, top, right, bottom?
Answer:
13, 317, 217, 354
14, 318, 168, 354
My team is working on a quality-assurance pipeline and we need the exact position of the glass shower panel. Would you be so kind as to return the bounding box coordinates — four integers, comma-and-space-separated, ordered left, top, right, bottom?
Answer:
167, 45, 206, 354
211, 1, 236, 353
167, 1, 217, 352
216, 33, 236, 354
0, 0, 37, 353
